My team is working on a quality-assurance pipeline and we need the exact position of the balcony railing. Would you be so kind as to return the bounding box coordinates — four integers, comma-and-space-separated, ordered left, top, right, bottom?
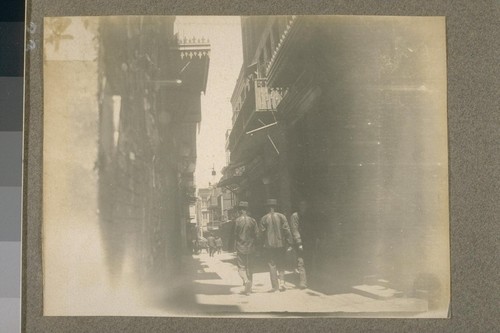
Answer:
255, 78, 285, 111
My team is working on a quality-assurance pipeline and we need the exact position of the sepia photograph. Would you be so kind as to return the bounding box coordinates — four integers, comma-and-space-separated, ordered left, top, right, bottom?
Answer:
42, 15, 450, 317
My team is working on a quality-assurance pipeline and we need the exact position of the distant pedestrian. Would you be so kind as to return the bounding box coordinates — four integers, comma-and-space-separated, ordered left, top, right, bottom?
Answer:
215, 236, 223, 254
207, 233, 217, 257
290, 200, 314, 289
259, 199, 293, 292
234, 201, 260, 295
192, 238, 199, 254
198, 237, 208, 253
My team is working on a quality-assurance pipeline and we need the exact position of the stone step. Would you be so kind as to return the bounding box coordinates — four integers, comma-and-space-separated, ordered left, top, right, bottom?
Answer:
376, 278, 391, 288
363, 275, 391, 287
352, 284, 405, 300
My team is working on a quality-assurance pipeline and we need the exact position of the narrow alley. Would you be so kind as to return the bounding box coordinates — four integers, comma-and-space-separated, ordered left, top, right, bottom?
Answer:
41, 15, 450, 318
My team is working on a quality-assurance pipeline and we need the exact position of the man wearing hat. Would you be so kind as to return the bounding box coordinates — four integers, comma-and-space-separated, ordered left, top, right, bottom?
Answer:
233, 201, 260, 295
289, 200, 315, 289
259, 199, 293, 292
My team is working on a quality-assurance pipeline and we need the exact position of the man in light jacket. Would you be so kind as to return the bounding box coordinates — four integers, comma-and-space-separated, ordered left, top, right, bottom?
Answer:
259, 199, 293, 292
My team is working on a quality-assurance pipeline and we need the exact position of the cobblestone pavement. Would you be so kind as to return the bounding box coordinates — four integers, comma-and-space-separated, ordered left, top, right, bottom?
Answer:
163, 251, 429, 317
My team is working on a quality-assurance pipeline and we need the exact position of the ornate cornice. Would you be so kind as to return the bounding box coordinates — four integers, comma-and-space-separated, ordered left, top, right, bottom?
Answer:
266, 16, 298, 78
171, 35, 211, 59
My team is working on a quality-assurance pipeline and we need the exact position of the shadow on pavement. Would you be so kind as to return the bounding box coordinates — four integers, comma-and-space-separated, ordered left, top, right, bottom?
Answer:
219, 252, 275, 274
220, 252, 358, 296
150, 255, 242, 314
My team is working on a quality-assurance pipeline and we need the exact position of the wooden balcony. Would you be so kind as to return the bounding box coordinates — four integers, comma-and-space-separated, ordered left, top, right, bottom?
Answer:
228, 78, 286, 154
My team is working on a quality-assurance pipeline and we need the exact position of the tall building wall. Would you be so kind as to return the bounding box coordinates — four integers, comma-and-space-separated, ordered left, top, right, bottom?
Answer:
97, 16, 209, 286
301, 17, 448, 299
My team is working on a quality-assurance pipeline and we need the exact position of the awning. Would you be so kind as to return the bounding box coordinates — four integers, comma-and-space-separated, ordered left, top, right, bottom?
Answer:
217, 155, 265, 188
217, 162, 246, 188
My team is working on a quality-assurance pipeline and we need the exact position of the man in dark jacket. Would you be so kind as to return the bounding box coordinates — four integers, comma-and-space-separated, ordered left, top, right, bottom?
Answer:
290, 200, 315, 289
234, 201, 260, 295
259, 199, 293, 292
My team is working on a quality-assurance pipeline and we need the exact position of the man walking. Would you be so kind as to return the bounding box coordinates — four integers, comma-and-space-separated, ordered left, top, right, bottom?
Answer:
207, 233, 217, 257
215, 235, 223, 254
234, 201, 260, 295
259, 199, 293, 292
290, 200, 312, 289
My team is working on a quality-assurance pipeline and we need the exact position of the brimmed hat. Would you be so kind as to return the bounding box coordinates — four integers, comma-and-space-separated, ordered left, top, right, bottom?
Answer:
265, 199, 278, 206
238, 201, 249, 208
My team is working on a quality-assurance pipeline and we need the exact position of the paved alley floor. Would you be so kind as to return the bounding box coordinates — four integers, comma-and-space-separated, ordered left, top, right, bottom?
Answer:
163, 251, 429, 317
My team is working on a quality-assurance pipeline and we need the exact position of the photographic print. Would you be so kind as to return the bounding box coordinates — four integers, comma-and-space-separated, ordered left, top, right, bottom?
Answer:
42, 15, 449, 317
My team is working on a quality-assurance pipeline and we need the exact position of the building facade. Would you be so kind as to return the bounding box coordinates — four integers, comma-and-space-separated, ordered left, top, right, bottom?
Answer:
221, 16, 448, 307
196, 187, 211, 237
97, 16, 210, 284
